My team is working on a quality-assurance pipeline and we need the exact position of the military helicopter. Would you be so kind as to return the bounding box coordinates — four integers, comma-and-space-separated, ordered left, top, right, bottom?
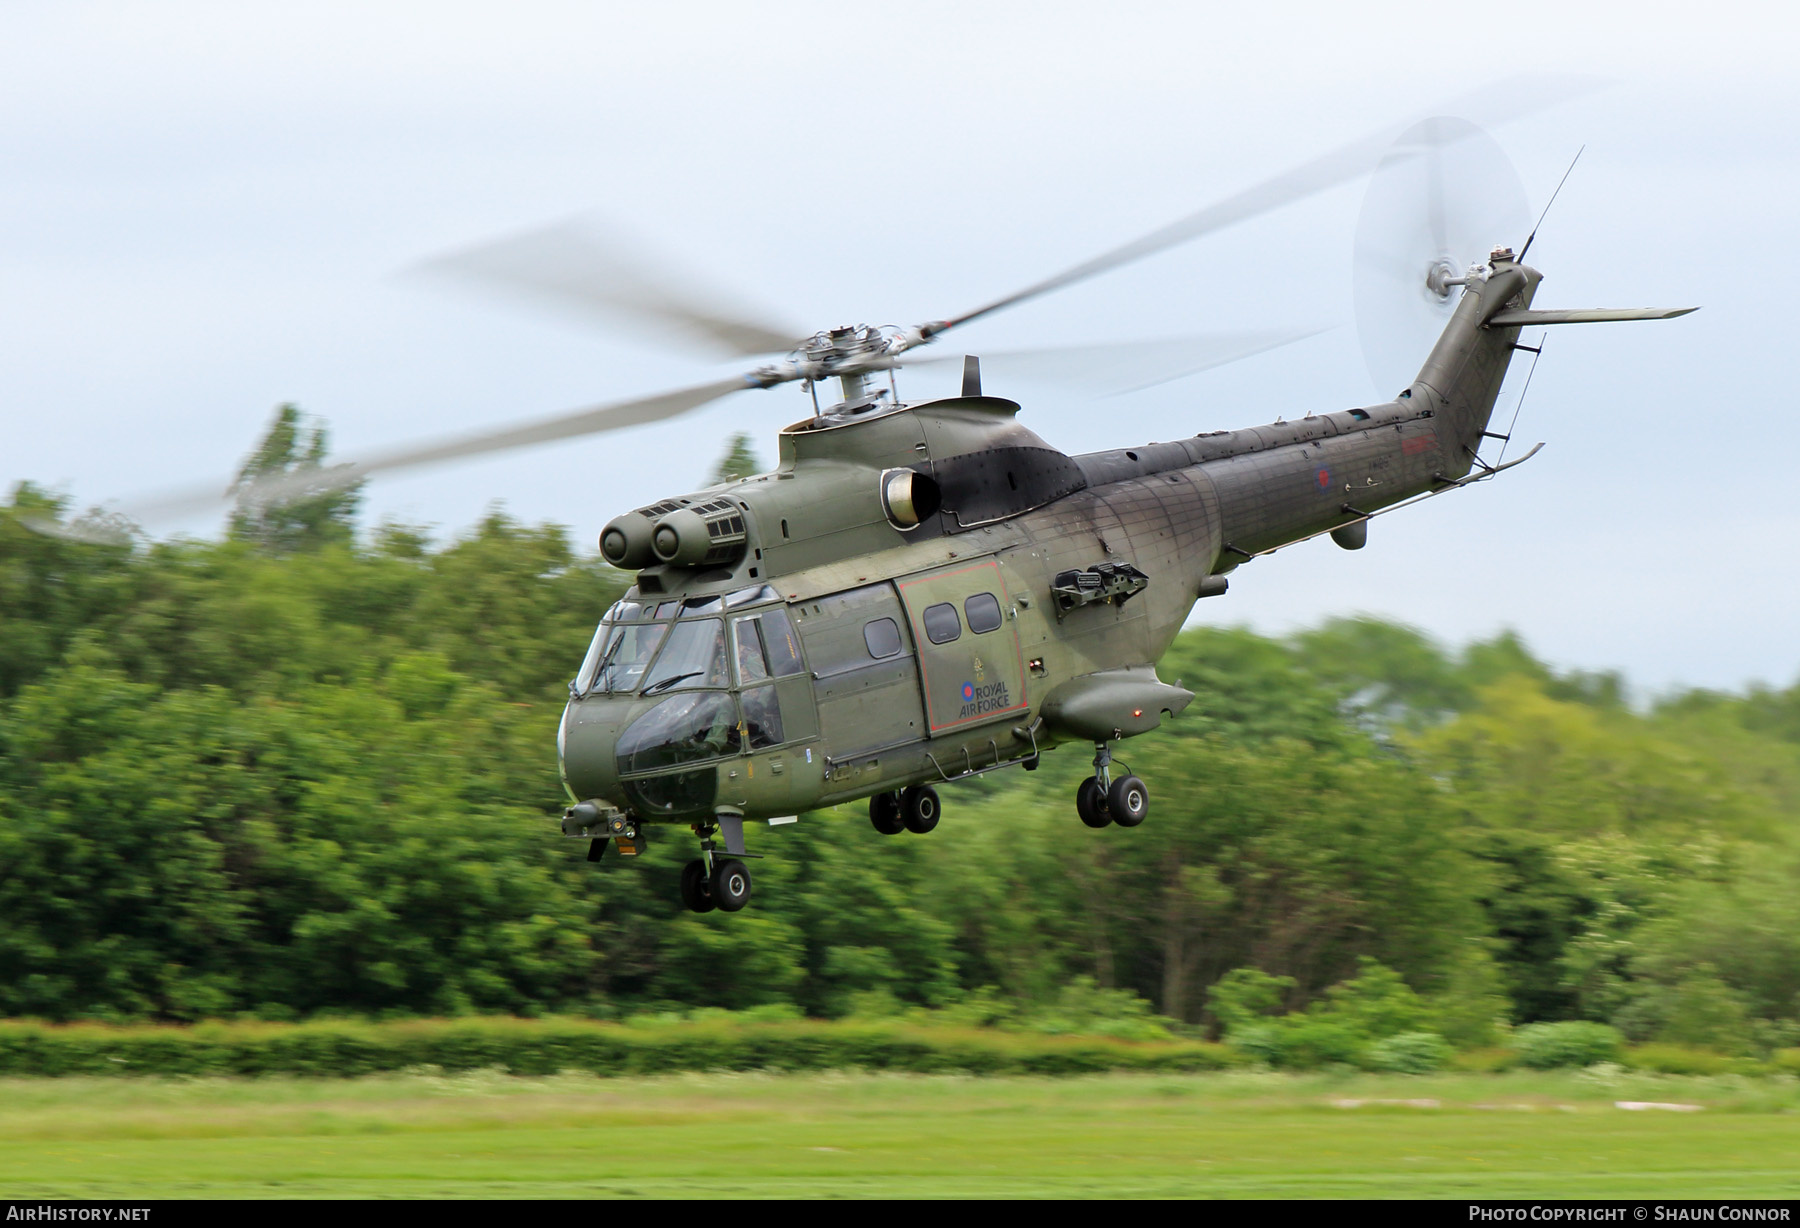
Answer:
62, 82, 1695, 915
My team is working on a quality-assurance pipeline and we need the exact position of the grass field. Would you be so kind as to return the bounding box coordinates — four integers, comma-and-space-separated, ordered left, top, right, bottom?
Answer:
1, 1070, 1796, 1199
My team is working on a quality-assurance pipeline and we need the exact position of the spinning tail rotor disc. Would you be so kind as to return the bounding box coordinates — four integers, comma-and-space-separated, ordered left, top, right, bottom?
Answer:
1353, 117, 1531, 399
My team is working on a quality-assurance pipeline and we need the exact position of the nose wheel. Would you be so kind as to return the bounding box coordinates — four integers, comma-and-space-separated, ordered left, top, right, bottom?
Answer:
680, 818, 754, 913
679, 858, 716, 912
1075, 742, 1149, 828
680, 855, 753, 912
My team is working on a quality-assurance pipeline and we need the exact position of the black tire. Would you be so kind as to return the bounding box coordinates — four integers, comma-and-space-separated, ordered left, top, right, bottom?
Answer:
1107, 774, 1149, 827
710, 858, 753, 911
679, 859, 716, 913
900, 784, 941, 834
1076, 776, 1111, 828
869, 791, 904, 835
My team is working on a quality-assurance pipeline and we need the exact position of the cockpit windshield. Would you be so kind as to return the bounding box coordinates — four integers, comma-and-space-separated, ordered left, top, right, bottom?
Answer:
584, 621, 668, 694
573, 588, 786, 699
640, 618, 729, 694
575, 601, 670, 695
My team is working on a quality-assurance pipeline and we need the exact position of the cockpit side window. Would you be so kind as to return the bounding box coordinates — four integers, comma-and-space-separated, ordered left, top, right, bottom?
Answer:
574, 622, 610, 694
759, 607, 805, 677
740, 685, 784, 749
733, 616, 770, 685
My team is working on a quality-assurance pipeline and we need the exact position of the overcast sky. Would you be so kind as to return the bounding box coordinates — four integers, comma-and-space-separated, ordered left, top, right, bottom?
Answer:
4, 2, 1796, 694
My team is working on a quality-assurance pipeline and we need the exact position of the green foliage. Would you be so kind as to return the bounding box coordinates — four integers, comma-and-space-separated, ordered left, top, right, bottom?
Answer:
1213, 960, 1452, 1069
3, 466, 1798, 1052
1206, 967, 1295, 1033
1365, 1031, 1453, 1074
1621, 1043, 1742, 1076
228, 405, 363, 554
0, 1016, 1241, 1078
1513, 1021, 1624, 1068
1012, 978, 1175, 1042
1232, 1018, 1368, 1068
1315, 958, 1432, 1039
708, 432, 762, 485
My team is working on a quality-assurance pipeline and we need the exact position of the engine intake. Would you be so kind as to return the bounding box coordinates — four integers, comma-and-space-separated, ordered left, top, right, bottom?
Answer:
880, 468, 941, 530
651, 499, 749, 568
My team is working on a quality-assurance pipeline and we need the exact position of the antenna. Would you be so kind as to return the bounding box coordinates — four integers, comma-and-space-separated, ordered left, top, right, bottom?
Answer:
1518, 146, 1584, 262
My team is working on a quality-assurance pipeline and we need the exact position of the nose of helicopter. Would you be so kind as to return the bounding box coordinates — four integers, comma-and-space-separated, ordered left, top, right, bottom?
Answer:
559, 698, 631, 805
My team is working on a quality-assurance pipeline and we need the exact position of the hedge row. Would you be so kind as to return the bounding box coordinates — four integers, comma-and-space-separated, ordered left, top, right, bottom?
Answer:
1452, 1043, 1800, 1076
0, 1017, 1244, 1079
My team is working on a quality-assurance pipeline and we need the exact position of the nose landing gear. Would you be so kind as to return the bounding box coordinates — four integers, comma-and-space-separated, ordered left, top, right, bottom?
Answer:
681, 817, 754, 913
1076, 741, 1149, 829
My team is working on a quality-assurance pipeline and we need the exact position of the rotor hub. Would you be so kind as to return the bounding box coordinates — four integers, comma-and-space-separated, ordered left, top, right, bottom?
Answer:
1424, 257, 1460, 300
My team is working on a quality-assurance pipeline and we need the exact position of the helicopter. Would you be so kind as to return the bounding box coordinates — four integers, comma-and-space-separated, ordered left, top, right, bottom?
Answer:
55, 81, 1694, 915
548, 118, 1689, 912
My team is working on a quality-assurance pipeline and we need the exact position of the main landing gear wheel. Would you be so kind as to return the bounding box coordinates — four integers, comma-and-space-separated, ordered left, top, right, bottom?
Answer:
680, 859, 716, 913
900, 784, 941, 834
710, 858, 752, 911
870, 791, 904, 835
1076, 777, 1111, 828
1107, 775, 1149, 827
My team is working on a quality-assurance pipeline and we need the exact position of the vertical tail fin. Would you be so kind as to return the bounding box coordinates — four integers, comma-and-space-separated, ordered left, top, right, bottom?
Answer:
1413, 254, 1542, 475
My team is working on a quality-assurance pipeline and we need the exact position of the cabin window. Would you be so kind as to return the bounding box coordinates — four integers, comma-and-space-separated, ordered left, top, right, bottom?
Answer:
640, 618, 728, 694
740, 685, 784, 749
965, 592, 1003, 634
863, 617, 903, 659
922, 602, 962, 645
615, 691, 741, 774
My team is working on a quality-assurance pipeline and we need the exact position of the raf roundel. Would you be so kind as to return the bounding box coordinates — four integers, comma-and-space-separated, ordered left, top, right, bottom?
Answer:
1315, 467, 1331, 490
961, 681, 977, 702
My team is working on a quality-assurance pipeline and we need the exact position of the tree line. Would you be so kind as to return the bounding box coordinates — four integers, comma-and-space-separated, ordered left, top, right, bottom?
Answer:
2, 423, 1797, 1053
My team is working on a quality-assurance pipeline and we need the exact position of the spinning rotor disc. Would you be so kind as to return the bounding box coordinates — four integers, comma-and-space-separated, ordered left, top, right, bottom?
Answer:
1353, 116, 1531, 399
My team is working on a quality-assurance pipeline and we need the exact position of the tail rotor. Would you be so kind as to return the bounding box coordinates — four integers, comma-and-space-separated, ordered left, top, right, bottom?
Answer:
1352, 117, 1531, 398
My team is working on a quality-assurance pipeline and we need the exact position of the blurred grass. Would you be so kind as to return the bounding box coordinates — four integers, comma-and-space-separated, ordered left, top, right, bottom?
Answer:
1, 1070, 1797, 1198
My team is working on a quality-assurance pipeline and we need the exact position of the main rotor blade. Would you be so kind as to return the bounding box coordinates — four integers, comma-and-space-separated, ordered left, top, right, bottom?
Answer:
236, 376, 755, 505
65, 376, 755, 536
900, 326, 1327, 396
934, 74, 1598, 336
414, 217, 806, 359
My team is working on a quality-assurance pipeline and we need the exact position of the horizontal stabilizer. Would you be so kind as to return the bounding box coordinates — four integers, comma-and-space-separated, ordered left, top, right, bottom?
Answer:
1487, 307, 1697, 327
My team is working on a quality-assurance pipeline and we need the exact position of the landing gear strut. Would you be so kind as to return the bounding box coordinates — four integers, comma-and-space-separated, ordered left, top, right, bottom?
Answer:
681, 819, 753, 913
1076, 741, 1148, 829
